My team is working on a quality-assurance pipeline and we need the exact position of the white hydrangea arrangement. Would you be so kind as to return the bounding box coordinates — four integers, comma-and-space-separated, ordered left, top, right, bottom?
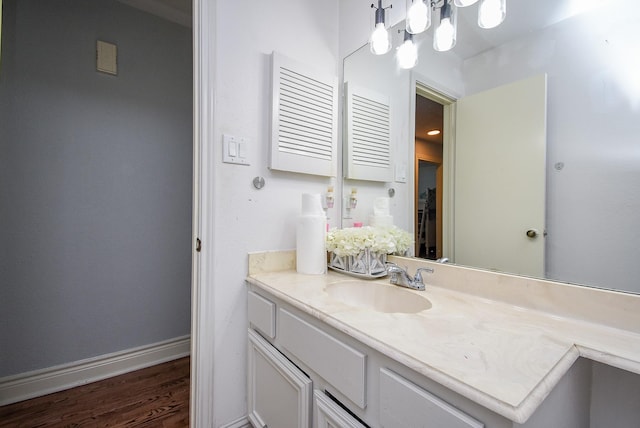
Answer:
326, 226, 414, 257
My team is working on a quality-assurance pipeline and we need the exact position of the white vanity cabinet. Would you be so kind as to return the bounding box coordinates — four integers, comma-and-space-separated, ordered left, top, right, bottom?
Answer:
247, 290, 366, 428
247, 289, 496, 428
247, 286, 632, 428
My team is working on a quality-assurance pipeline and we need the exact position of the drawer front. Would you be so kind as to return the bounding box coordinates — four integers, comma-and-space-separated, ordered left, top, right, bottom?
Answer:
248, 291, 276, 339
379, 368, 484, 428
279, 308, 367, 409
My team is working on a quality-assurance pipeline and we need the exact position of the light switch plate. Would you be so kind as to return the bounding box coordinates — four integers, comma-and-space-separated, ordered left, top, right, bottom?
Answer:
96, 40, 117, 75
223, 134, 250, 165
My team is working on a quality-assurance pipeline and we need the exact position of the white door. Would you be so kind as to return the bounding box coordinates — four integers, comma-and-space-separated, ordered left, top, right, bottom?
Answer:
453, 74, 547, 277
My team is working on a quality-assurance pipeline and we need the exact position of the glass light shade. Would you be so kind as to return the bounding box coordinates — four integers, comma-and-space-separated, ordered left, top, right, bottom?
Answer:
397, 39, 418, 69
453, 0, 479, 6
478, 0, 506, 29
433, 2, 457, 52
370, 22, 391, 55
406, 0, 431, 34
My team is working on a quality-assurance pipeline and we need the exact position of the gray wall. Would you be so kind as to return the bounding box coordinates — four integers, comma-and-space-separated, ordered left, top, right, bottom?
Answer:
590, 362, 640, 428
0, 0, 192, 377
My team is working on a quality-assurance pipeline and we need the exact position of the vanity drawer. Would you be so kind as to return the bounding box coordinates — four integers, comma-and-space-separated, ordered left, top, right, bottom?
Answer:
379, 368, 484, 428
314, 390, 367, 428
279, 308, 367, 408
248, 291, 276, 339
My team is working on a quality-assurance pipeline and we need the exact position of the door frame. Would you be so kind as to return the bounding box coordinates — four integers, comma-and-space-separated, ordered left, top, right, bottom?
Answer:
190, 0, 216, 426
409, 72, 457, 259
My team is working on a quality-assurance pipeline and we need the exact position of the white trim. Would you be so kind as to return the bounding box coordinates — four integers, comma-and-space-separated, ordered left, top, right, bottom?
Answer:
220, 416, 251, 428
0, 335, 190, 406
190, 0, 216, 427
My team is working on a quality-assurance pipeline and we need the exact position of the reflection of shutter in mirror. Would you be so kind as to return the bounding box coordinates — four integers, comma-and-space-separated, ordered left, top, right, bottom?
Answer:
345, 83, 393, 182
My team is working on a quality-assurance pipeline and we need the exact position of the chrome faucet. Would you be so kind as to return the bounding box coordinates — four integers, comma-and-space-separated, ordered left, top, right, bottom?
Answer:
385, 263, 434, 291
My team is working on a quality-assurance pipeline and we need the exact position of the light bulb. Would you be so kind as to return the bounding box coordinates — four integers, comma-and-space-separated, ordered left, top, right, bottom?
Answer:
397, 39, 418, 69
370, 22, 391, 55
478, 0, 506, 29
434, 1, 457, 52
406, 0, 430, 34
434, 17, 456, 51
453, 0, 479, 6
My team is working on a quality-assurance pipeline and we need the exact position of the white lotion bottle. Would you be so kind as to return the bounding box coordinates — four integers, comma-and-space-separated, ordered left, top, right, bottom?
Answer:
296, 193, 327, 275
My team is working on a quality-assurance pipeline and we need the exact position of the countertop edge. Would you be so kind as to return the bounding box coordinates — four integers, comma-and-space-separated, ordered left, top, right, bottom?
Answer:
577, 346, 640, 375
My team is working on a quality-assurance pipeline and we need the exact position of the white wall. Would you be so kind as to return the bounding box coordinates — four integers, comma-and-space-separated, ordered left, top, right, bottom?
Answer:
205, 1, 340, 424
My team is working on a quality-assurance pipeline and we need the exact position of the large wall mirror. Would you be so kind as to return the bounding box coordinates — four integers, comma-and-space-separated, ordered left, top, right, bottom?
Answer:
342, 0, 640, 295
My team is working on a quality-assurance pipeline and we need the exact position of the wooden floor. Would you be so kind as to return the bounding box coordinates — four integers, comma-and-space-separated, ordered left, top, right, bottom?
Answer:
0, 357, 190, 428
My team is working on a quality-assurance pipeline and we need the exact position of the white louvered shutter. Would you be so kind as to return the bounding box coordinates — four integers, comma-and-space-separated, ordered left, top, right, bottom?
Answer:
270, 52, 338, 177
344, 83, 393, 182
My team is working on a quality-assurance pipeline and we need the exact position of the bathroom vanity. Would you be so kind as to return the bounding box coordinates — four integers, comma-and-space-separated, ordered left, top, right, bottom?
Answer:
246, 251, 640, 428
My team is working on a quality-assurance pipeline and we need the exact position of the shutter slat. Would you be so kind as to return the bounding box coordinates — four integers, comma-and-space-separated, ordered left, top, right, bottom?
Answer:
281, 67, 334, 98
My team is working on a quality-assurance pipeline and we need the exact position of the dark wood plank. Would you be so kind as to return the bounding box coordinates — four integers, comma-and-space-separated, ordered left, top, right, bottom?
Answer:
0, 357, 190, 427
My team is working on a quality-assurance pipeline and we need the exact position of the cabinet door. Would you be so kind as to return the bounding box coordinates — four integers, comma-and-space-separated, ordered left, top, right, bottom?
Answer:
379, 368, 484, 428
248, 329, 312, 428
314, 390, 367, 428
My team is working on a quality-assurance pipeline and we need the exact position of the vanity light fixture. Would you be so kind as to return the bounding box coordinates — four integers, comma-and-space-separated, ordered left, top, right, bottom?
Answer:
368, 0, 508, 58
397, 31, 418, 69
370, 0, 393, 55
427, 129, 441, 135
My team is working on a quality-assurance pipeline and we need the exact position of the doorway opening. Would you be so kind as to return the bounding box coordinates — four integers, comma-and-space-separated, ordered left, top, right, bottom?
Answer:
414, 94, 444, 260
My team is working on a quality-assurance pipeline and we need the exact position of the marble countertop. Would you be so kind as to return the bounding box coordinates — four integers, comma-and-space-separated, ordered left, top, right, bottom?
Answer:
246, 265, 640, 424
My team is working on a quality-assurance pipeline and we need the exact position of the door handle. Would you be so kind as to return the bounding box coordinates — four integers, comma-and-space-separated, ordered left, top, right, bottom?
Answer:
526, 229, 538, 238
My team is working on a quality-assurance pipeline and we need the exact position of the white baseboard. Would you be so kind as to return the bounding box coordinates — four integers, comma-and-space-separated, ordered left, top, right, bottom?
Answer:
221, 416, 251, 428
0, 335, 190, 406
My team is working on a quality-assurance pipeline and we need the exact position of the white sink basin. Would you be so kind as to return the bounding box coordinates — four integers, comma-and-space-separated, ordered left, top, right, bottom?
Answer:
326, 281, 432, 314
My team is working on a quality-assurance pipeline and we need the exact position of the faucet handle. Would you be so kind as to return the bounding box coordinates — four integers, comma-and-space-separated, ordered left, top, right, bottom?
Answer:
414, 267, 434, 284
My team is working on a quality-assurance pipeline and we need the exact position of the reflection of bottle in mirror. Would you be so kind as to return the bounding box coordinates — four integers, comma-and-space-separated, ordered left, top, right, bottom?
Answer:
325, 186, 334, 209
349, 188, 358, 209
